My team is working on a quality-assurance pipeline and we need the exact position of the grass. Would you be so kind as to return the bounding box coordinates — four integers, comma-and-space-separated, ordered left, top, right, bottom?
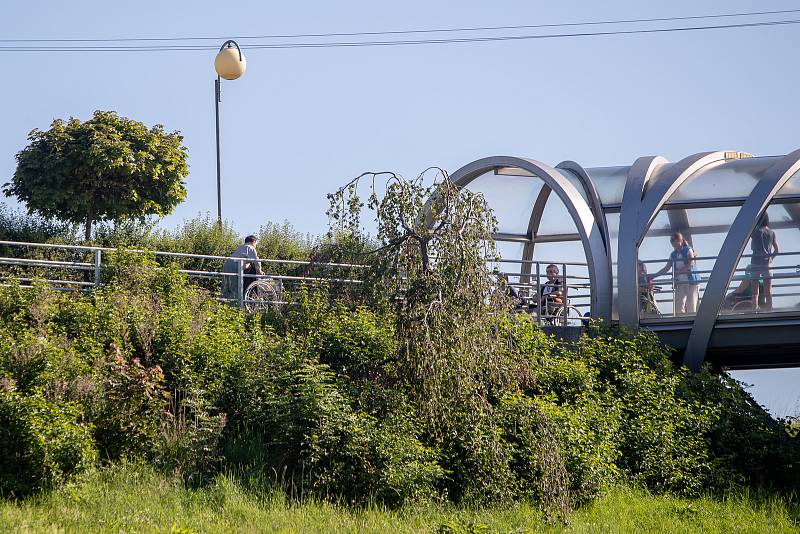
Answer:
0, 465, 797, 533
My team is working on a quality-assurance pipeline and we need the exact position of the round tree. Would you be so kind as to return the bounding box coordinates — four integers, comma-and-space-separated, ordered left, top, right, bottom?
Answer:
4, 110, 189, 240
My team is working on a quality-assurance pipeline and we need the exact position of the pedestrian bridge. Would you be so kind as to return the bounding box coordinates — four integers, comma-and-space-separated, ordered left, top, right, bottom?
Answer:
3, 148, 800, 371
456, 149, 800, 371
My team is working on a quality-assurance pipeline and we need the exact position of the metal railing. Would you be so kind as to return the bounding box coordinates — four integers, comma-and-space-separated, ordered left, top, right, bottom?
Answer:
0, 240, 365, 309
495, 258, 591, 326
639, 251, 800, 322
0, 240, 593, 324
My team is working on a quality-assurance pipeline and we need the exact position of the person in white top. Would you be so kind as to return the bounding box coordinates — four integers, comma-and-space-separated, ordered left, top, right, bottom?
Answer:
222, 235, 263, 300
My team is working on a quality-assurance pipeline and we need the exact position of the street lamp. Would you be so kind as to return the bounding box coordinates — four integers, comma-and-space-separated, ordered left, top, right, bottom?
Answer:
214, 40, 246, 225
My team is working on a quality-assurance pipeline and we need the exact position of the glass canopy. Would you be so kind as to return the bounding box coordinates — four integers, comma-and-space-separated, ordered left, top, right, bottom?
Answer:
450, 150, 800, 370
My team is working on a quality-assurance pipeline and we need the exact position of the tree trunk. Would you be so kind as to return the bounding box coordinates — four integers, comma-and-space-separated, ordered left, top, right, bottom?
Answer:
84, 212, 93, 242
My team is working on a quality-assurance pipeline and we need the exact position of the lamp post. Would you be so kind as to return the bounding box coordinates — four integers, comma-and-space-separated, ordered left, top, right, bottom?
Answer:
214, 40, 246, 225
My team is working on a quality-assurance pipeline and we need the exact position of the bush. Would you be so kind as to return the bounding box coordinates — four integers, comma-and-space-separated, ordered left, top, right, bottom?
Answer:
154, 390, 227, 484
682, 371, 800, 492
0, 248, 798, 509
0, 392, 96, 496
223, 338, 443, 506
88, 353, 169, 462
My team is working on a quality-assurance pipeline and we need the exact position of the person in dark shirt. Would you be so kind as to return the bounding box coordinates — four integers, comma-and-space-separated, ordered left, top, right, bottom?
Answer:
750, 214, 779, 310
539, 264, 564, 316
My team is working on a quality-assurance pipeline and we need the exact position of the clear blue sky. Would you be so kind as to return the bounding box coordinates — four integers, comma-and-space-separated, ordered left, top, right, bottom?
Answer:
1, 0, 798, 417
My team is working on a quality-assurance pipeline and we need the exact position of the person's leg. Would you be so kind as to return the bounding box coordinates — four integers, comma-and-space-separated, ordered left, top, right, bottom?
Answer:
675, 284, 687, 315
686, 285, 699, 314
751, 273, 761, 310
763, 271, 773, 310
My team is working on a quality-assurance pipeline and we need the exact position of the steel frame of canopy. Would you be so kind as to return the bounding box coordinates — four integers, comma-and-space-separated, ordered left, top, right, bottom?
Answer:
451, 148, 800, 371
449, 156, 613, 321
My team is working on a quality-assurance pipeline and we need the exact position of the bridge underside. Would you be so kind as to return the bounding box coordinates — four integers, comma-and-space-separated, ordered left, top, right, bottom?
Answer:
647, 318, 800, 369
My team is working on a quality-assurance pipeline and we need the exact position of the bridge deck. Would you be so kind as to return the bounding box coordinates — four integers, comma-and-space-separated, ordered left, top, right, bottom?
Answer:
647, 315, 800, 369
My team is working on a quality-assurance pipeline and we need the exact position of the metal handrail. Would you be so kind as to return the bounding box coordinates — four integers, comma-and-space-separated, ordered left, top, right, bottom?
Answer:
0, 240, 367, 269
639, 249, 800, 322
0, 239, 592, 325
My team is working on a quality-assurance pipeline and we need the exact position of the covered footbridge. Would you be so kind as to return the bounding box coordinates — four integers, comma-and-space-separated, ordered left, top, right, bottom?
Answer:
455, 149, 800, 371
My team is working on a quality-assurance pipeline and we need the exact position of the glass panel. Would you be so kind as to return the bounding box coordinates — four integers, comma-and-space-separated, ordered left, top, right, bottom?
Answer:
465, 172, 542, 235
775, 169, 800, 198
605, 212, 620, 319
721, 174, 800, 316
583, 166, 629, 205
531, 241, 591, 316
495, 241, 525, 284
537, 195, 579, 235
639, 206, 742, 320
668, 157, 779, 203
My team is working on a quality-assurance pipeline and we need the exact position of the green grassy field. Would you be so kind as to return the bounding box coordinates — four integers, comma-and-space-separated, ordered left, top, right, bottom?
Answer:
0, 465, 797, 533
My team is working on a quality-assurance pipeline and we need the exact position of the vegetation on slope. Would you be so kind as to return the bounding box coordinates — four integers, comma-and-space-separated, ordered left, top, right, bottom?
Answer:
0, 171, 798, 529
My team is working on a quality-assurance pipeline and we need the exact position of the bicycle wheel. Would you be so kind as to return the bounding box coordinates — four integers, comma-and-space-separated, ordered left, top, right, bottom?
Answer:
244, 279, 282, 314
555, 305, 585, 326
731, 299, 754, 313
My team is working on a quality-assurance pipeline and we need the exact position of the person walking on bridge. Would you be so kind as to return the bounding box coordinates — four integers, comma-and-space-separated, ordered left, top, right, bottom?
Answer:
750, 214, 779, 311
650, 232, 700, 316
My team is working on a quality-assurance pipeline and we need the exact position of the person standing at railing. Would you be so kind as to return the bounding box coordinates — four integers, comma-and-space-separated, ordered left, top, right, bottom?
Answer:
650, 232, 700, 316
749, 214, 779, 311
221, 235, 264, 301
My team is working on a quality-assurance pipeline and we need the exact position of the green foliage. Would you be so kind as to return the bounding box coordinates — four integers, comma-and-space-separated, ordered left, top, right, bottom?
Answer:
149, 214, 240, 257
88, 353, 169, 462
682, 371, 800, 492
0, 392, 96, 497
0, 170, 798, 513
256, 220, 315, 262
222, 292, 443, 506
4, 110, 189, 239
154, 391, 227, 484
0, 204, 77, 244
2, 466, 798, 533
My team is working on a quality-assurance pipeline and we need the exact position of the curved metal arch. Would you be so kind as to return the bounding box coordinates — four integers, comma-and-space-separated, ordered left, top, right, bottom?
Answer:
635, 151, 730, 237
556, 161, 610, 249
520, 186, 551, 283
219, 39, 244, 60
619, 151, 735, 328
683, 148, 800, 370
617, 155, 669, 328
450, 156, 612, 320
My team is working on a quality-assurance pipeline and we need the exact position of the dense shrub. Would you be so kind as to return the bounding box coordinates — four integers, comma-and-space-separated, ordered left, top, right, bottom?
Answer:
0, 251, 797, 510
682, 371, 800, 491
88, 353, 170, 461
0, 392, 96, 496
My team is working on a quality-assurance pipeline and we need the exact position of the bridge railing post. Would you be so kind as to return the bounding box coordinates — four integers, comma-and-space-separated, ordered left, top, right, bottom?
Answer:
562, 263, 568, 326
237, 259, 244, 308
535, 262, 541, 324
93, 249, 102, 289
672, 266, 676, 317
